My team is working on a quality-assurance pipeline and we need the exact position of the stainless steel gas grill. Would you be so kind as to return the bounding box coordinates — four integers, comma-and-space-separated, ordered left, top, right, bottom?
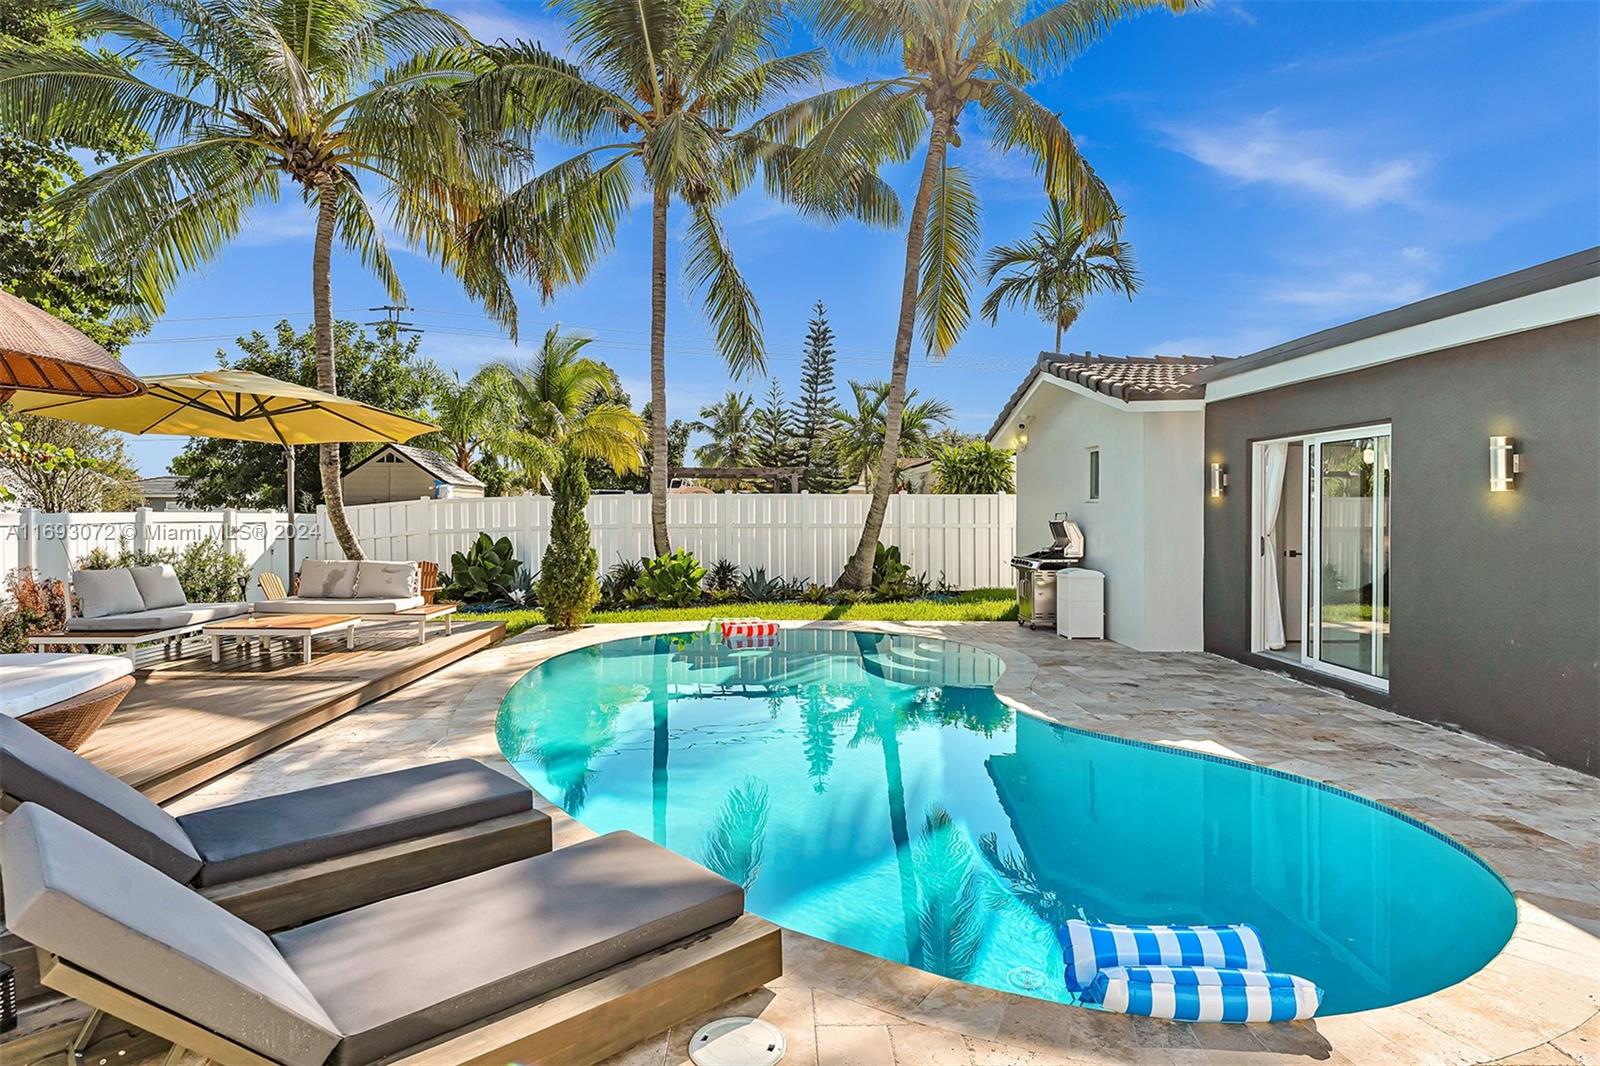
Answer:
1011, 514, 1086, 629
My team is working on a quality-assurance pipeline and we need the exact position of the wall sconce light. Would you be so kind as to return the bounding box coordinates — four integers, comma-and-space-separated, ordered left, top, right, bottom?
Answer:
1014, 421, 1029, 452
1489, 435, 1520, 492
1209, 461, 1228, 498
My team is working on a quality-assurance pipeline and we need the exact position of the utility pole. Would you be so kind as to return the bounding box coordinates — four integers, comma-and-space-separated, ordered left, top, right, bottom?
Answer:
367, 304, 424, 336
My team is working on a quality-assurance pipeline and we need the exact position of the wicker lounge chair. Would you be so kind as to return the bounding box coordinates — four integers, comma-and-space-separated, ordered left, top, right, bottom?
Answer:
2, 803, 782, 1066
0, 715, 552, 1003
0, 653, 136, 750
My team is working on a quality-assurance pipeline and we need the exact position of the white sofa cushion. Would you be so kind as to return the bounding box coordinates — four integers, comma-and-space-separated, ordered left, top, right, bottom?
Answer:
355, 561, 418, 599
66, 602, 251, 633
255, 596, 423, 616
0, 654, 134, 717
297, 560, 358, 598
74, 568, 144, 618
129, 564, 187, 610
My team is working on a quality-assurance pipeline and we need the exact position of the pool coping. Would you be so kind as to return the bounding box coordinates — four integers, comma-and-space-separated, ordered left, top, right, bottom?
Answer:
485, 619, 1599, 1065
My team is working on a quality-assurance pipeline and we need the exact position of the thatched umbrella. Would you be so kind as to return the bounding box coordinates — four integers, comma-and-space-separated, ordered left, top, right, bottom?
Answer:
0, 290, 144, 403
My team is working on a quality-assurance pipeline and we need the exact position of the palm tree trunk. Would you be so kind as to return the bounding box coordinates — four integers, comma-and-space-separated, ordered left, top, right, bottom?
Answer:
1054, 320, 1062, 354
836, 107, 954, 589
312, 183, 365, 561
648, 184, 671, 557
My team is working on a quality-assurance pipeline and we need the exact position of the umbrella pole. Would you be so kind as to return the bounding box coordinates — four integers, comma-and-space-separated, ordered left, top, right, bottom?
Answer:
285, 444, 296, 581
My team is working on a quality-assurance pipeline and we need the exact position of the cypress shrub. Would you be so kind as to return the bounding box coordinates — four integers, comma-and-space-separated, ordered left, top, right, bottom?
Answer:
537, 451, 600, 629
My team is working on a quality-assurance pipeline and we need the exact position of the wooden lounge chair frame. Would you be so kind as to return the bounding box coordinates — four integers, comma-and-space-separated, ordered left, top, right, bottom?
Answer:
0, 808, 552, 1006
15, 674, 135, 751
30, 913, 781, 1066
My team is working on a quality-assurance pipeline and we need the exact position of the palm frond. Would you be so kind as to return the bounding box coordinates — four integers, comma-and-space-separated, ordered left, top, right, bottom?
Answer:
917, 163, 981, 358
982, 80, 1116, 225
1013, 0, 1192, 73
0, 47, 218, 144
685, 204, 765, 376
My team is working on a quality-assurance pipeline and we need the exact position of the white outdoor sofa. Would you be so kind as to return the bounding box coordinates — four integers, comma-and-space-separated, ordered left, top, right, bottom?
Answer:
30, 564, 251, 664
0, 653, 136, 750
255, 559, 425, 616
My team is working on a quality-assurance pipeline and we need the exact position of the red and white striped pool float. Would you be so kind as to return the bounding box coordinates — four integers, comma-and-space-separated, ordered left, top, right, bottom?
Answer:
718, 619, 779, 648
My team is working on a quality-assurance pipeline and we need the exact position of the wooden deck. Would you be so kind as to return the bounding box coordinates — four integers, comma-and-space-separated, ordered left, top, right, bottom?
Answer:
77, 617, 506, 802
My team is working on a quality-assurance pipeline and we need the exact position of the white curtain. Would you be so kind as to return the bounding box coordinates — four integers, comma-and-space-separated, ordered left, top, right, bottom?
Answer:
1260, 443, 1290, 650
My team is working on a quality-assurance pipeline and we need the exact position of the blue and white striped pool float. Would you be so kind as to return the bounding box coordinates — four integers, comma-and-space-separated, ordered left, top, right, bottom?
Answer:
1058, 919, 1322, 1022
1083, 965, 1323, 1023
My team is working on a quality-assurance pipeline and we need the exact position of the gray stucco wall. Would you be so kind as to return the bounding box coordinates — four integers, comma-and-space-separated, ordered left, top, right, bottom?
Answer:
1203, 316, 1600, 775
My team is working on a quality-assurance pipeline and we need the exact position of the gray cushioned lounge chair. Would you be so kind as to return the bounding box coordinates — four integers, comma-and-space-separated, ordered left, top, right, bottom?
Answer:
2, 803, 782, 1066
0, 715, 552, 1000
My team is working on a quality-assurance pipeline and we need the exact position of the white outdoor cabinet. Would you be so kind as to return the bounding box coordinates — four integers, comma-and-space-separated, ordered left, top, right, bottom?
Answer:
1057, 568, 1106, 639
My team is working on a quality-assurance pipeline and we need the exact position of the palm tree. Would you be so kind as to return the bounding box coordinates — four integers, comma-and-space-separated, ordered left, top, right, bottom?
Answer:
692, 390, 758, 486
490, 328, 646, 491
982, 203, 1139, 352
465, 0, 896, 556
431, 368, 513, 475
930, 440, 1015, 494
832, 380, 951, 489
769, 0, 1190, 586
0, 0, 524, 559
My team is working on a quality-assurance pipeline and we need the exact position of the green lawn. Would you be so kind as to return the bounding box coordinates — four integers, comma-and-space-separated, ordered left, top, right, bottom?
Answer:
468, 588, 1019, 637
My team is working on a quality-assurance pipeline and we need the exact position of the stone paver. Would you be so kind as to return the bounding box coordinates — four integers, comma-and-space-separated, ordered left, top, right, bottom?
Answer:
165, 620, 1600, 1065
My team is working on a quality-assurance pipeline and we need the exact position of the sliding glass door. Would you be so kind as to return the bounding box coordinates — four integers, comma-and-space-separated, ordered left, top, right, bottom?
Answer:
1306, 428, 1391, 687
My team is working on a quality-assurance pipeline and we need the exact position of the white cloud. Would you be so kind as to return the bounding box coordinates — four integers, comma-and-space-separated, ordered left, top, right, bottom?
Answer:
1261, 248, 1439, 315
235, 202, 315, 246
1164, 112, 1428, 210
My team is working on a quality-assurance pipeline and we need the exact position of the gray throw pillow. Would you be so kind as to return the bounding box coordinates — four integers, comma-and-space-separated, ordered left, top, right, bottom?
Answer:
298, 559, 358, 598
129, 563, 187, 609
354, 561, 418, 599
74, 568, 145, 618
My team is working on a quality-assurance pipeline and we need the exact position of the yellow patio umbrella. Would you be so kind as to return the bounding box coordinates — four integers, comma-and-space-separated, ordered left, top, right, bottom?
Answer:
8, 369, 437, 573
0, 289, 145, 402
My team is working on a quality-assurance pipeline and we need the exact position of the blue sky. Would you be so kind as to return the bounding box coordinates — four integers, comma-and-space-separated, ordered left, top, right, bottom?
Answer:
114, 0, 1600, 476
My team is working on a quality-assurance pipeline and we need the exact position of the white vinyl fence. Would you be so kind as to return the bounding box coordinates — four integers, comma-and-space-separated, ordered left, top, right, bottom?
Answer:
0, 493, 1018, 595
313, 493, 1018, 589
0, 507, 305, 599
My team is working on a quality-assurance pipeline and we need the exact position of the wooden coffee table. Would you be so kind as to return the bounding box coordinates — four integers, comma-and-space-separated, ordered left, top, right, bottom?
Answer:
204, 614, 360, 665
395, 602, 458, 644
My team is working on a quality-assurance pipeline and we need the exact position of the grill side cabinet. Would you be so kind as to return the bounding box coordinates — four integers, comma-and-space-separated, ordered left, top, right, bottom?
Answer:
1057, 569, 1105, 639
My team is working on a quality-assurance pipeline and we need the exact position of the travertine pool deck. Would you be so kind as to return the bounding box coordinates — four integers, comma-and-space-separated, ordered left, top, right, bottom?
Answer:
166, 620, 1600, 1066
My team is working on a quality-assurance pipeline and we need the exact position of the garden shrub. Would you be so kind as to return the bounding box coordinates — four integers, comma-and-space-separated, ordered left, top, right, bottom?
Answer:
628, 549, 706, 607
446, 533, 523, 604
599, 557, 643, 608
78, 537, 248, 602
537, 453, 599, 629
0, 569, 68, 653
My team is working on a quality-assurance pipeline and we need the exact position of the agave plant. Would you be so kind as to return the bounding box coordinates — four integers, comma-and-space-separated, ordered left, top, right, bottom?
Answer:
738, 566, 785, 602
599, 557, 644, 608
705, 558, 741, 595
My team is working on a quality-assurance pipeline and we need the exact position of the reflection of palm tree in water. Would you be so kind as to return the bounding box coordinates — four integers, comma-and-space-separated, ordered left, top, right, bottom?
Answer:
700, 777, 771, 890
978, 833, 1080, 930
503, 654, 633, 814
800, 685, 842, 793
915, 807, 986, 980
652, 635, 671, 845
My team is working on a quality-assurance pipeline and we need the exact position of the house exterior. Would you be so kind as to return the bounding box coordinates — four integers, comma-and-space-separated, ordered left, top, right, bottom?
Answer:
136, 475, 185, 510
986, 354, 1222, 651
342, 444, 484, 505
991, 247, 1599, 775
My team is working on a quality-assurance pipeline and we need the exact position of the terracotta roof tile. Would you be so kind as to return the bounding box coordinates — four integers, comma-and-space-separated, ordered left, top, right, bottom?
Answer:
986, 352, 1228, 442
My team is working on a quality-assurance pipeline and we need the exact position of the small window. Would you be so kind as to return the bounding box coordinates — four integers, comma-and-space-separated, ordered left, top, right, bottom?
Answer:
1087, 448, 1101, 501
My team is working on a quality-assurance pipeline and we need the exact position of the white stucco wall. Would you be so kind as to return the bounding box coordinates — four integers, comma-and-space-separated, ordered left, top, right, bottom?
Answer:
1005, 379, 1205, 651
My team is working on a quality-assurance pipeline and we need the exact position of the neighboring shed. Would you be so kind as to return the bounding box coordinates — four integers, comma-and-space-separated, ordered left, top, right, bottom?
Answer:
343, 443, 484, 505
136, 475, 186, 511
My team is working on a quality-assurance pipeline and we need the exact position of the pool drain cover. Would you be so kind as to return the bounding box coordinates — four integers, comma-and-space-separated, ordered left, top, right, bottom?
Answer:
688, 1017, 786, 1066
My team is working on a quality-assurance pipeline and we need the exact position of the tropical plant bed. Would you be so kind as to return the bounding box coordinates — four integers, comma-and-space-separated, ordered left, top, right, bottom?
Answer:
469, 588, 1018, 637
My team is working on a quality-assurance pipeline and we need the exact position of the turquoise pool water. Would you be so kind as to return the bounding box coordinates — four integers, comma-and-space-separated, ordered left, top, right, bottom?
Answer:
497, 630, 1516, 1015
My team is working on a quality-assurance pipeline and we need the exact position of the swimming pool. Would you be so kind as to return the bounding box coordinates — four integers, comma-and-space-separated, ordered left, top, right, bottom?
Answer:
497, 629, 1516, 1015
